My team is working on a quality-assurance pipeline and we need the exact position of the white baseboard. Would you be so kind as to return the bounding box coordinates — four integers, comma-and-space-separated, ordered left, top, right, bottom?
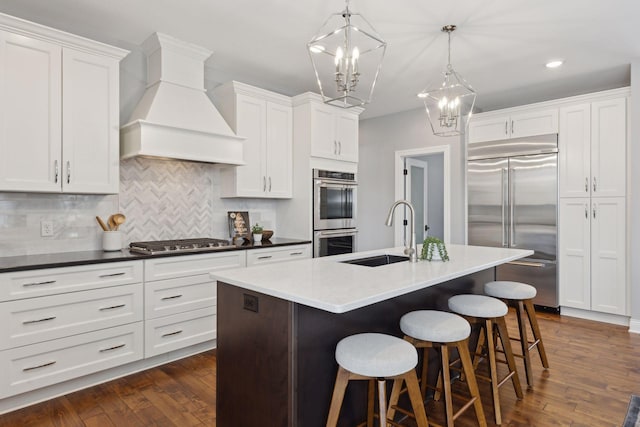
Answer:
629, 318, 640, 334
561, 307, 630, 327
0, 340, 215, 415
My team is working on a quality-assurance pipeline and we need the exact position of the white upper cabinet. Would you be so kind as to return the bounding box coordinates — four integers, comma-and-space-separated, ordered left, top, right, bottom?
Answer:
212, 81, 293, 198
468, 108, 558, 143
0, 32, 62, 192
62, 49, 120, 194
559, 97, 626, 198
0, 15, 127, 194
310, 102, 359, 162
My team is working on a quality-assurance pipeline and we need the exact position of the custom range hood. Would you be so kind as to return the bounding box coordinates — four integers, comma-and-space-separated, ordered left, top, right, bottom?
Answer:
120, 33, 244, 164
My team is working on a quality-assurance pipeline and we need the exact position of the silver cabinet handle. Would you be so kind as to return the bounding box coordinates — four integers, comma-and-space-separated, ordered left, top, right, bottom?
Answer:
22, 280, 56, 288
161, 330, 183, 338
263, 176, 266, 191
504, 121, 508, 135
161, 294, 183, 301
511, 120, 514, 134
593, 176, 597, 192
501, 168, 507, 247
334, 140, 338, 154
585, 177, 589, 193
509, 168, 515, 246
338, 141, 342, 155
269, 176, 272, 192
99, 304, 125, 311
99, 272, 125, 278
66, 161, 71, 184
54, 160, 59, 184
508, 260, 546, 268
23, 360, 56, 372
257, 255, 273, 260
593, 205, 596, 219
585, 204, 588, 219
99, 343, 125, 353
290, 251, 303, 256
23, 316, 56, 325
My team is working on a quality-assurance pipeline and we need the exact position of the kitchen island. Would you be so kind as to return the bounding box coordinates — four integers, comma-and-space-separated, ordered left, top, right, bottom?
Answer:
211, 244, 532, 427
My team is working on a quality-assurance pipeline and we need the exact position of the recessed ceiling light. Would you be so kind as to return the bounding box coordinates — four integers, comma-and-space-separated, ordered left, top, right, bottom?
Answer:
546, 60, 564, 69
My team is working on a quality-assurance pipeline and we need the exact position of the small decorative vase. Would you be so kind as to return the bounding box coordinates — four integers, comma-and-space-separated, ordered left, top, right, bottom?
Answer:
428, 243, 442, 261
253, 233, 263, 242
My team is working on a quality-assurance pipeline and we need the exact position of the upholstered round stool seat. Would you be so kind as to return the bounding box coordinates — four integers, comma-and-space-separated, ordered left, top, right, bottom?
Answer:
484, 280, 537, 300
448, 294, 508, 318
400, 310, 471, 343
335, 333, 417, 378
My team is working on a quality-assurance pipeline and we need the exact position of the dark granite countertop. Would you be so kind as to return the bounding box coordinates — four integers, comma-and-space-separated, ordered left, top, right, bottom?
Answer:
0, 237, 311, 273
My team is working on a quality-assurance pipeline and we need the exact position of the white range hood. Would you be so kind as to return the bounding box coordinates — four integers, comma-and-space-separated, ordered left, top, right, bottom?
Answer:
120, 33, 244, 164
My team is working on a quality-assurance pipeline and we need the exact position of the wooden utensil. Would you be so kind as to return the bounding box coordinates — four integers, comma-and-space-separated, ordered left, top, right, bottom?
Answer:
96, 216, 109, 231
112, 213, 126, 231
107, 215, 116, 231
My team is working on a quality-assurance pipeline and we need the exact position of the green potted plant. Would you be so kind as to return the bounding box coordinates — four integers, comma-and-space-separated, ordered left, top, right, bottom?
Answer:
251, 223, 264, 242
420, 236, 449, 261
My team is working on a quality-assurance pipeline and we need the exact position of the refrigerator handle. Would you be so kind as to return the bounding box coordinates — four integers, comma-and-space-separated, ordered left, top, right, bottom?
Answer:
509, 168, 515, 247
501, 168, 508, 247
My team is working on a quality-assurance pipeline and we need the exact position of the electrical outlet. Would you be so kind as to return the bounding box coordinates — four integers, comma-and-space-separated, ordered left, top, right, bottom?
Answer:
40, 220, 54, 237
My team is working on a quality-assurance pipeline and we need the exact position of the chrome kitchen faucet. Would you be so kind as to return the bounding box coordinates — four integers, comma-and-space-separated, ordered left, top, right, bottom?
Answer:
385, 200, 418, 263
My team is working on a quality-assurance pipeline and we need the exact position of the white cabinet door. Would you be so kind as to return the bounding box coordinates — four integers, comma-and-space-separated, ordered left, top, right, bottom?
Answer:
590, 197, 626, 315
0, 31, 62, 192
468, 116, 509, 143
509, 108, 558, 139
559, 104, 591, 198
234, 94, 267, 197
591, 98, 626, 198
265, 101, 292, 197
62, 49, 120, 194
558, 198, 591, 310
310, 103, 338, 159
335, 112, 359, 162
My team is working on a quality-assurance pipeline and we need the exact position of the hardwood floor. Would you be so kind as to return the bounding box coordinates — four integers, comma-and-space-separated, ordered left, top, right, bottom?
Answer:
1, 310, 639, 426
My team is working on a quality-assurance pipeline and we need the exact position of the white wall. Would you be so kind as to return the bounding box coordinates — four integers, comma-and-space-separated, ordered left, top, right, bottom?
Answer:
358, 108, 465, 251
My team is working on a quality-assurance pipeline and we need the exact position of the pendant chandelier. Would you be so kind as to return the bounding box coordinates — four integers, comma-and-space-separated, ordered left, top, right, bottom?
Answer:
418, 25, 476, 137
307, 0, 386, 108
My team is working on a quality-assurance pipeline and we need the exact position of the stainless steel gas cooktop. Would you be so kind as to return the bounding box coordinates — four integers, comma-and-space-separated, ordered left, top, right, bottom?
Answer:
129, 238, 233, 255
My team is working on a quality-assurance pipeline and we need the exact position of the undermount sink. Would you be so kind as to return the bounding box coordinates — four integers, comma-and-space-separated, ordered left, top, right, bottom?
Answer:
341, 254, 410, 267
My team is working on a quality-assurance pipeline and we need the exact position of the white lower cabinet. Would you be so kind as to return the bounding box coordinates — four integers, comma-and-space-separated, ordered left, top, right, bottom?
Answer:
246, 244, 311, 266
142, 251, 245, 358
559, 197, 626, 315
0, 322, 143, 399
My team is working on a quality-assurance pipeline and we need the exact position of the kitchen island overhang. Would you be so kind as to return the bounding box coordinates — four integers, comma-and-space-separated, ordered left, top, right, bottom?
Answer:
211, 244, 532, 427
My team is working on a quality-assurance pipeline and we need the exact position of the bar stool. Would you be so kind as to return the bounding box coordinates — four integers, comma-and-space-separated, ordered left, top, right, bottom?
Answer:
326, 333, 429, 427
484, 280, 550, 387
399, 310, 487, 427
448, 295, 523, 426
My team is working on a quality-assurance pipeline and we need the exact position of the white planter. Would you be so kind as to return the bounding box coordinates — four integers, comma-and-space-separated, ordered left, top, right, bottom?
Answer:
253, 233, 263, 242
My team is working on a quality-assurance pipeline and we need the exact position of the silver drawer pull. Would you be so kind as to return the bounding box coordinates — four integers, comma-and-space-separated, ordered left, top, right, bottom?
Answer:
99, 272, 126, 278
22, 280, 56, 287
99, 304, 125, 311
161, 294, 183, 301
290, 251, 303, 256
257, 255, 273, 260
23, 360, 56, 371
23, 316, 56, 325
161, 330, 183, 338
99, 343, 125, 353
508, 261, 546, 268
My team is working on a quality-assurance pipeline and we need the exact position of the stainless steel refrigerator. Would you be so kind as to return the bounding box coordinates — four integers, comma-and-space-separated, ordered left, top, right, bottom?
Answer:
467, 135, 559, 309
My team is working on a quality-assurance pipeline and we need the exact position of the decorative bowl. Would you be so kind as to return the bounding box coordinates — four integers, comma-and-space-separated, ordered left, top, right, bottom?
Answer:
261, 230, 274, 241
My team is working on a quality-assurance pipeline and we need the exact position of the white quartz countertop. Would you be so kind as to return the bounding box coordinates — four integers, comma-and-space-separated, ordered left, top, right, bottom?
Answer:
210, 244, 533, 314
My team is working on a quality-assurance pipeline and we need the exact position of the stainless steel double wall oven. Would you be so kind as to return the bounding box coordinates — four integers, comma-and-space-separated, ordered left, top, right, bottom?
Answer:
313, 169, 357, 257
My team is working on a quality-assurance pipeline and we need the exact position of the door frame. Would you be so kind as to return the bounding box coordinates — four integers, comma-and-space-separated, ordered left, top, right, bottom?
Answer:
394, 146, 451, 246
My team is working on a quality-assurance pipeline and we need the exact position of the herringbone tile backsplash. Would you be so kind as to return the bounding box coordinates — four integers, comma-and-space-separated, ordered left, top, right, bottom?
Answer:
0, 157, 277, 256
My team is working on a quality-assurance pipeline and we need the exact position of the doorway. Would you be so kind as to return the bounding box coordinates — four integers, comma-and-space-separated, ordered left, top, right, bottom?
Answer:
394, 146, 450, 247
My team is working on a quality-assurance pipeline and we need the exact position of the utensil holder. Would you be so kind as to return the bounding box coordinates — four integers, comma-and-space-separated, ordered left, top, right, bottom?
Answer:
103, 231, 122, 251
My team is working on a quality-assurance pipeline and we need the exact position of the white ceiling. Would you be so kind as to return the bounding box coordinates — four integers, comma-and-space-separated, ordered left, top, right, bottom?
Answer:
1, 0, 639, 119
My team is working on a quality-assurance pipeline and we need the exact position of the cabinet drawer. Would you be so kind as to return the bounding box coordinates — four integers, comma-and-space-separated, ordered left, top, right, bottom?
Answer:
144, 307, 216, 358
0, 261, 143, 302
145, 274, 216, 320
0, 322, 143, 398
0, 283, 143, 350
246, 244, 311, 266
144, 251, 246, 282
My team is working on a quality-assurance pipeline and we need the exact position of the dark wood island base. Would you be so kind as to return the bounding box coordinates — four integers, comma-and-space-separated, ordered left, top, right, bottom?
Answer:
216, 268, 494, 427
